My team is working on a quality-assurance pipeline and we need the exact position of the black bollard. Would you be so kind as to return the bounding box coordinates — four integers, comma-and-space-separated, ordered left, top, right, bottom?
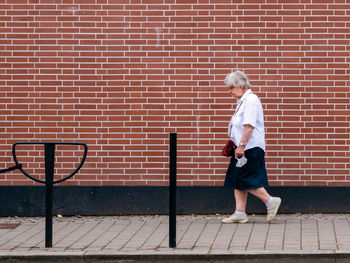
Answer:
44, 143, 55, 248
169, 133, 177, 248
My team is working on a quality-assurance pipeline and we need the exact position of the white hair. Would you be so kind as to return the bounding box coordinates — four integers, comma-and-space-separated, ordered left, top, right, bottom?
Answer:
224, 70, 251, 89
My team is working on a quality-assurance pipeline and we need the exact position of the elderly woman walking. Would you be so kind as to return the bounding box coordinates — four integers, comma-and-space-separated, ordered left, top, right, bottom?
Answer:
222, 70, 281, 223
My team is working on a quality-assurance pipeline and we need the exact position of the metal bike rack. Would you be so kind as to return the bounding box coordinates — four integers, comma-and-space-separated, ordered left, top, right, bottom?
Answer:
0, 164, 22, 174
8, 142, 88, 248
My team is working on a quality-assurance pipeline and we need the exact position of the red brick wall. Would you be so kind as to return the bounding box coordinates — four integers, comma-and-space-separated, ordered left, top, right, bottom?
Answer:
1, 0, 349, 186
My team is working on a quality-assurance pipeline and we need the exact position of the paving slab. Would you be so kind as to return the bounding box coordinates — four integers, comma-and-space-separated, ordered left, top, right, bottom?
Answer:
0, 214, 348, 262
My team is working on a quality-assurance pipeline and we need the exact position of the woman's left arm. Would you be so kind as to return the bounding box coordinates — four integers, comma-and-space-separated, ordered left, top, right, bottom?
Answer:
235, 124, 254, 158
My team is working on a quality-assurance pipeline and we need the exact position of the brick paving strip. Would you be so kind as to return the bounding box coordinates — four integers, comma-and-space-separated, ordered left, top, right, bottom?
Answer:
0, 214, 349, 262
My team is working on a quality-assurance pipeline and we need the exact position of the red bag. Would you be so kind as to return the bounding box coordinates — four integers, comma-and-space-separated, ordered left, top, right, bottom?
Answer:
221, 140, 236, 157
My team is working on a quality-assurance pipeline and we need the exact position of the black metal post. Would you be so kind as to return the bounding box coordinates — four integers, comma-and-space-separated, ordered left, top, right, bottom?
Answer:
44, 143, 55, 248
169, 133, 177, 248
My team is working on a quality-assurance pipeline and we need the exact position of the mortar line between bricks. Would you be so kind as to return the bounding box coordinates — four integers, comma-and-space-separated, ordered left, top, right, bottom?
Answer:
209, 222, 223, 254
282, 219, 286, 250
263, 222, 271, 251
176, 221, 193, 247
316, 219, 321, 250
155, 226, 169, 251
101, 220, 130, 250
227, 222, 238, 251
71, 219, 104, 250
191, 219, 209, 250
245, 220, 255, 251
119, 220, 147, 251
137, 218, 164, 250
300, 218, 302, 251
331, 219, 339, 250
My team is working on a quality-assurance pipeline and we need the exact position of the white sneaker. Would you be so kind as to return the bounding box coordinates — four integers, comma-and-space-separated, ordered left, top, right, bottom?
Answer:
222, 213, 248, 224
267, 197, 281, 222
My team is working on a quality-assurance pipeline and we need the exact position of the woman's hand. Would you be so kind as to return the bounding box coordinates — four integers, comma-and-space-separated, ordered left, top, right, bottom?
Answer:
235, 146, 245, 158
235, 124, 254, 158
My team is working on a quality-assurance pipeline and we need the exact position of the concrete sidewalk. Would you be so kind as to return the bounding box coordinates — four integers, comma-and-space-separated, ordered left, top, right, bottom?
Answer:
0, 213, 349, 262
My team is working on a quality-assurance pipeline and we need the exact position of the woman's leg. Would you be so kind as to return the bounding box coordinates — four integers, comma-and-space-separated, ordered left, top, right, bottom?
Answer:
222, 189, 249, 223
247, 187, 270, 203
234, 189, 248, 212
248, 187, 281, 222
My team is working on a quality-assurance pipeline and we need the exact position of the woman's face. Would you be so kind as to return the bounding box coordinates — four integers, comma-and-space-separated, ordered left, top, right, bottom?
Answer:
228, 86, 245, 99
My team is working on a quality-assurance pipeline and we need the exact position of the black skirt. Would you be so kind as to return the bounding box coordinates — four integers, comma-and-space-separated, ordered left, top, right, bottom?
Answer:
224, 147, 269, 190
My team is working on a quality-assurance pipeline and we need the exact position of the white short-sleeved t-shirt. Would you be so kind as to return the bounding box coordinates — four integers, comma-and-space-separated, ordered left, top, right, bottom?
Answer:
228, 89, 266, 151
